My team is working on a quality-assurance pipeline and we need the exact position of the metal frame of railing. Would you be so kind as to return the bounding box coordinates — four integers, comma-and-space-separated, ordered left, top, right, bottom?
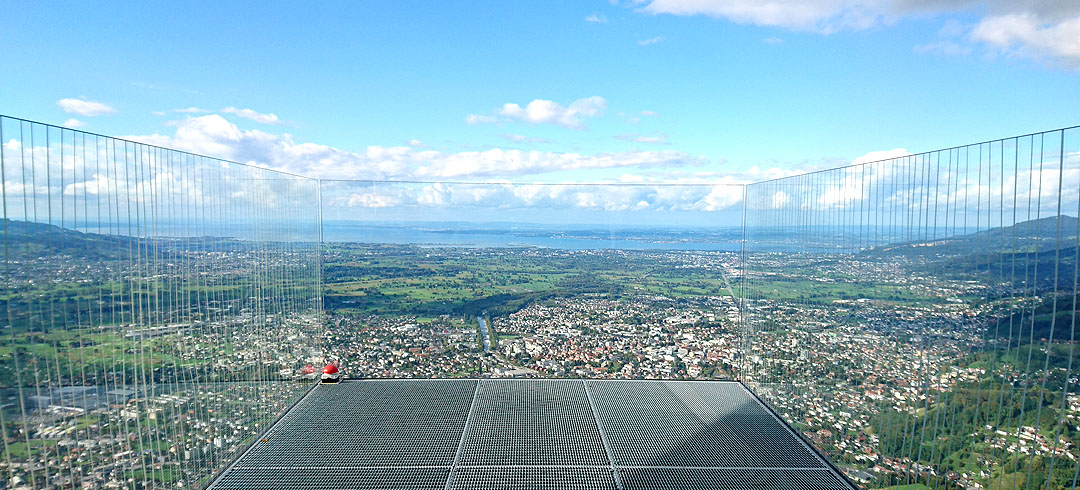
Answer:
1, 113, 1078, 488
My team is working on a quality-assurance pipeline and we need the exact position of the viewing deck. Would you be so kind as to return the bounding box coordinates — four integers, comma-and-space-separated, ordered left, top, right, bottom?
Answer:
207, 379, 854, 490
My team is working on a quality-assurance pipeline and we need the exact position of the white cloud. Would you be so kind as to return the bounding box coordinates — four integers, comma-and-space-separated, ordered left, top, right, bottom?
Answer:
221, 106, 281, 125
174, 107, 206, 113
419, 147, 700, 179
637, 36, 665, 45
817, 148, 911, 208
128, 115, 704, 181
616, 133, 670, 144
57, 98, 116, 117
741, 165, 806, 182
465, 114, 498, 125
330, 191, 403, 208
631, 0, 1080, 67
913, 40, 973, 56
771, 190, 791, 208
323, 181, 748, 213
634, 0, 889, 33
495, 96, 607, 129
619, 110, 660, 125
62, 118, 85, 129
10, 118, 838, 217
970, 13, 1080, 67
503, 134, 551, 144
851, 148, 910, 165
763, 36, 784, 44
699, 185, 745, 211
586, 13, 608, 23
637, 135, 670, 144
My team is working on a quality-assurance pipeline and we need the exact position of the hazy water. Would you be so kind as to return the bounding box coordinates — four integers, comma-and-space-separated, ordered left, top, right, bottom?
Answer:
322, 221, 743, 251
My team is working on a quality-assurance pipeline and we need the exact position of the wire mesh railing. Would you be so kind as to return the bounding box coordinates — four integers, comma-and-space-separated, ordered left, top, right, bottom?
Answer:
741, 126, 1080, 488
0, 115, 323, 489
3, 112, 1080, 490
315, 179, 746, 380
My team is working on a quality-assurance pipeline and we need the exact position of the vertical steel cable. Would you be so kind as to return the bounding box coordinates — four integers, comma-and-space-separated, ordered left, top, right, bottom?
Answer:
929, 148, 953, 485
104, 135, 122, 488
1023, 131, 1067, 488
0, 114, 1072, 488
62, 128, 81, 488
144, 143, 161, 486
43, 127, 60, 490
968, 142, 989, 475
176, 150, 191, 485
120, 138, 137, 486
166, 145, 184, 485
987, 138, 1022, 488
897, 153, 918, 486
1010, 135, 1047, 489
1043, 129, 1078, 488
89, 133, 106, 482
0, 117, 14, 483
904, 152, 931, 486
927, 147, 954, 489
73, 131, 90, 481
910, 150, 943, 487
27, 124, 46, 488
129, 139, 149, 489
12, 120, 34, 489
195, 153, 211, 483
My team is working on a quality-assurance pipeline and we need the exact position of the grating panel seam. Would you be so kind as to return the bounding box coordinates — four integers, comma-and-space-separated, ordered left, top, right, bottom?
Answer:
207, 379, 857, 489
235, 379, 476, 468
587, 379, 831, 468
736, 381, 857, 490
444, 377, 482, 490
204, 380, 319, 490
236, 465, 844, 469
618, 467, 851, 490
244, 466, 452, 470
456, 465, 613, 469
459, 379, 609, 466
239, 465, 836, 469
209, 466, 451, 490
616, 466, 832, 470
583, 378, 625, 490
448, 466, 617, 490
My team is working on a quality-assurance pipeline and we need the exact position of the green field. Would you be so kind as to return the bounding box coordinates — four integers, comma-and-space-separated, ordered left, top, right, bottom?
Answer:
323, 244, 736, 317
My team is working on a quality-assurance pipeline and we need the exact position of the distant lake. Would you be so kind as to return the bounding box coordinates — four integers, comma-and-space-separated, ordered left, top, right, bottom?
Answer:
68, 219, 1004, 253
67, 220, 741, 251
322, 221, 743, 251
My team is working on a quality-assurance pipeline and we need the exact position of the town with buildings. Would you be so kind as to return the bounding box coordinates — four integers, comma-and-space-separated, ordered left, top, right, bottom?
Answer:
4, 231, 1079, 488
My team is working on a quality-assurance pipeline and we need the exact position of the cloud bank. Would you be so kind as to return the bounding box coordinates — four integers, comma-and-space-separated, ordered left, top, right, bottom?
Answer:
468, 96, 608, 129
57, 98, 117, 117
129, 114, 703, 181
632, 0, 1080, 67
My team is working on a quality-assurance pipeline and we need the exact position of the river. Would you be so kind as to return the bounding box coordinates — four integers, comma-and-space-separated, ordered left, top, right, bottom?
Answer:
477, 316, 491, 353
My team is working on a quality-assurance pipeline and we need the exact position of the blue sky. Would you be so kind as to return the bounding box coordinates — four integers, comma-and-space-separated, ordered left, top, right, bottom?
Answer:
1, 0, 1078, 224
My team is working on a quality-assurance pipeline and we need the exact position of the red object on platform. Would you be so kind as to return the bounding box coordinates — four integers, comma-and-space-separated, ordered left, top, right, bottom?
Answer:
301, 365, 317, 375
322, 364, 339, 375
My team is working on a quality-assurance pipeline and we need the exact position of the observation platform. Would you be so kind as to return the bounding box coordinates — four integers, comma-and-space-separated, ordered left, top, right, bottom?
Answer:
208, 379, 854, 490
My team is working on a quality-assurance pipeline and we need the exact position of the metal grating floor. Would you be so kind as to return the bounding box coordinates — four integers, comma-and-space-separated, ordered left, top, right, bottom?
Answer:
208, 379, 854, 490
586, 380, 824, 468
459, 379, 609, 466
